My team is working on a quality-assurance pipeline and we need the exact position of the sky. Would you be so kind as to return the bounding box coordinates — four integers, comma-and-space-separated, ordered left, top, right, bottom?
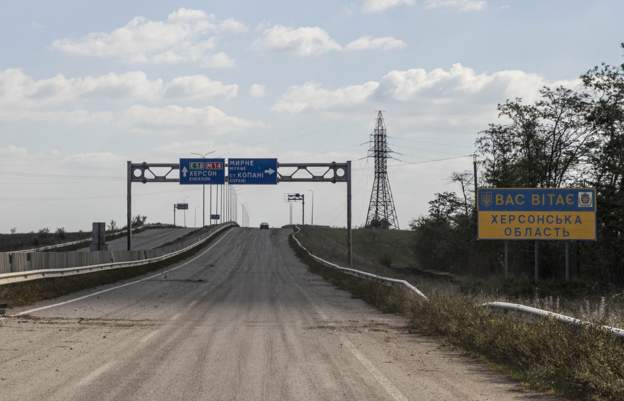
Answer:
0, 0, 622, 233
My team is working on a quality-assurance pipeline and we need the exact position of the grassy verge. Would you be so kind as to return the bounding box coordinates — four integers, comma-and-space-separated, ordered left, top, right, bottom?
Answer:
299, 226, 624, 328
290, 233, 624, 401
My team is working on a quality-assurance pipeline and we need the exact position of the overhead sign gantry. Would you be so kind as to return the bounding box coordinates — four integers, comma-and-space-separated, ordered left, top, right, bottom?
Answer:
127, 159, 353, 265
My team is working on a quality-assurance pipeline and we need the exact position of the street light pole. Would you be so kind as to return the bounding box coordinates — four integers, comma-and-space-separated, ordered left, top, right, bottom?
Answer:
191, 151, 216, 227
308, 189, 314, 225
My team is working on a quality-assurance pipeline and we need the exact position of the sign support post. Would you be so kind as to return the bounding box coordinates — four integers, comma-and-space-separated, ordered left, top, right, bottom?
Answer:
504, 241, 509, 278
347, 161, 353, 267
534, 241, 540, 282
127, 161, 132, 251
565, 241, 571, 281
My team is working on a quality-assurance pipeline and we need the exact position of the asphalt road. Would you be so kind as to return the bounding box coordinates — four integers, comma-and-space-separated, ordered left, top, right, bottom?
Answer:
0, 228, 560, 401
80, 227, 196, 251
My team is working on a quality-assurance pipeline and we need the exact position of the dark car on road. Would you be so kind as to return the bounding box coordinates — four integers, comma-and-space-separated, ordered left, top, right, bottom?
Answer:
260, 222, 269, 229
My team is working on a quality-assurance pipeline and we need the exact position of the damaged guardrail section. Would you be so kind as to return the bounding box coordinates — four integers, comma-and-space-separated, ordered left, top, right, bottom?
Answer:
0, 223, 235, 287
290, 227, 624, 339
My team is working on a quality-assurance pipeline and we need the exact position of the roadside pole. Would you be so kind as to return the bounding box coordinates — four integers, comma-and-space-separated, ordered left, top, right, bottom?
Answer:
202, 184, 205, 227
301, 194, 305, 225
347, 161, 353, 267
126, 161, 132, 251
534, 241, 540, 282
504, 241, 509, 278
565, 241, 571, 281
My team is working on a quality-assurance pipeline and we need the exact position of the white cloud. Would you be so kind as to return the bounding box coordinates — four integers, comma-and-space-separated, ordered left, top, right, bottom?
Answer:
0, 69, 250, 127
424, 0, 487, 11
125, 105, 259, 133
0, 69, 238, 109
164, 75, 238, 100
362, 0, 414, 13
361, 0, 486, 13
273, 63, 578, 113
272, 81, 380, 112
345, 36, 407, 51
378, 63, 575, 102
257, 26, 406, 56
258, 25, 341, 56
0, 108, 115, 125
52, 8, 246, 67
249, 84, 266, 98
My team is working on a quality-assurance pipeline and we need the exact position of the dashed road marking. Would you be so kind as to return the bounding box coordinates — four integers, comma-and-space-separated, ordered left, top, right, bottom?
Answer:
76, 361, 115, 388
139, 330, 160, 344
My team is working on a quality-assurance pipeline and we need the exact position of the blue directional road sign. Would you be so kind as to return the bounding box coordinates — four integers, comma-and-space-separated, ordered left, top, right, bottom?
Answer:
228, 158, 278, 185
179, 158, 225, 185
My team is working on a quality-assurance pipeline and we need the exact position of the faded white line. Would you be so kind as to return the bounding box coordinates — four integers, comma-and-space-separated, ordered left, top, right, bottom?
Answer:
291, 279, 410, 401
139, 330, 160, 344
171, 312, 182, 320
187, 300, 199, 309
13, 230, 233, 317
341, 337, 409, 401
76, 361, 115, 387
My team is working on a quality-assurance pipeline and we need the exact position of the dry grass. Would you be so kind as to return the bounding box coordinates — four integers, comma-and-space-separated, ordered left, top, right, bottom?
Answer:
291, 232, 624, 401
299, 226, 624, 328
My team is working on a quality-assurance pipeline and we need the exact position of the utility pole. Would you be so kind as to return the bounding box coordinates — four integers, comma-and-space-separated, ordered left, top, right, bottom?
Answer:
209, 184, 213, 225
219, 184, 225, 223
473, 153, 478, 209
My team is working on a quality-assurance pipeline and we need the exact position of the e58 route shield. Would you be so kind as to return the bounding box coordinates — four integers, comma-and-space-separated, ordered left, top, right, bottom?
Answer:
179, 158, 225, 185
477, 188, 597, 241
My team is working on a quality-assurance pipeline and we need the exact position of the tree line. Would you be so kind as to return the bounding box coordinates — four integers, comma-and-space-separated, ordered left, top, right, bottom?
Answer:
410, 44, 624, 284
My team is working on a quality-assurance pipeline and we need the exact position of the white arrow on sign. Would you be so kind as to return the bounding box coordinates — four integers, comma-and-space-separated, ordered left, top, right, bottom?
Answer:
182, 166, 189, 178
265, 168, 276, 175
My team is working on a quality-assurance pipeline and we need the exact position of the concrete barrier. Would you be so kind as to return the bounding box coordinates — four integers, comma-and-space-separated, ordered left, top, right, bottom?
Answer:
0, 254, 9, 274
0, 224, 230, 275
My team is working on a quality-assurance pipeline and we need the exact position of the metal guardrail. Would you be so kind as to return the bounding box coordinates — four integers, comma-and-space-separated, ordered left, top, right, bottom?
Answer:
291, 227, 624, 339
291, 228, 428, 300
481, 301, 624, 338
0, 223, 234, 286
